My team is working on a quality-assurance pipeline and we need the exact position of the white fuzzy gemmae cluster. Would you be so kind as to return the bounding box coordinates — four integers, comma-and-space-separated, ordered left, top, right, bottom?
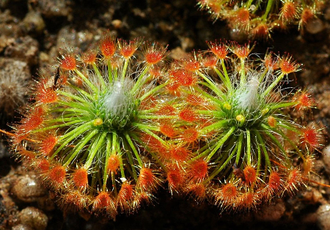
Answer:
102, 79, 135, 129
235, 73, 260, 111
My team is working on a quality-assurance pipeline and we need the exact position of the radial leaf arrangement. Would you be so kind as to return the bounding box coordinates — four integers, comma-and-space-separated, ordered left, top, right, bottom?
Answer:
171, 41, 322, 210
6, 37, 324, 216
198, 0, 324, 38
11, 34, 176, 218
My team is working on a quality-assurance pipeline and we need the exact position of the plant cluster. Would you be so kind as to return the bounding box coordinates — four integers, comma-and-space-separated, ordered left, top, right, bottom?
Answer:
198, 0, 324, 38
6, 34, 322, 218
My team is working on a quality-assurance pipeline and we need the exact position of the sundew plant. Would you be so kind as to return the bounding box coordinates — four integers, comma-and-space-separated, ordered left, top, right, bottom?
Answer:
167, 41, 322, 210
10, 34, 180, 218
198, 0, 324, 38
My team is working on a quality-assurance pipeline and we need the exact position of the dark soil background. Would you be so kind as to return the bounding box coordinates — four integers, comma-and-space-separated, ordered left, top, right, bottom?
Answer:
1, 0, 330, 230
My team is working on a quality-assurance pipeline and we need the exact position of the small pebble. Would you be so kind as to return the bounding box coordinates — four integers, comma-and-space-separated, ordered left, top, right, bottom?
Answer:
38, 0, 70, 18
302, 188, 324, 204
4, 36, 39, 65
22, 11, 45, 34
111, 19, 122, 29
12, 174, 46, 203
324, 7, 330, 21
19, 207, 48, 230
322, 145, 330, 175
12, 224, 33, 230
317, 204, 330, 230
255, 200, 286, 221
305, 18, 324, 34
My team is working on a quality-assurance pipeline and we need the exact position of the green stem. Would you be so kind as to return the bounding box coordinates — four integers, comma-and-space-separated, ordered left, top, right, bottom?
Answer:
139, 128, 168, 146
102, 135, 112, 191
221, 61, 232, 91
51, 121, 93, 158
139, 108, 159, 114
261, 0, 274, 20
70, 85, 94, 101
235, 133, 243, 165
63, 129, 99, 167
213, 67, 231, 90
256, 138, 261, 175
107, 60, 113, 83
245, 0, 254, 8
268, 101, 297, 110
32, 120, 83, 133
92, 63, 106, 89
277, 121, 301, 134
57, 90, 90, 103
204, 146, 237, 184
261, 124, 289, 160
239, 58, 246, 86
262, 72, 285, 98
125, 146, 138, 181
125, 133, 143, 167
57, 100, 90, 111
246, 130, 251, 165
50, 108, 88, 115
206, 126, 236, 161
259, 68, 269, 83
133, 123, 159, 131
194, 139, 217, 156
131, 66, 150, 93
75, 69, 98, 93
121, 58, 129, 83
197, 72, 224, 97
197, 110, 226, 119
111, 132, 125, 180
129, 132, 166, 170
139, 81, 168, 102
84, 131, 107, 169
255, 130, 271, 171
44, 117, 80, 123
113, 68, 118, 82
199, 120, 229, 135
195, 85, 224, 103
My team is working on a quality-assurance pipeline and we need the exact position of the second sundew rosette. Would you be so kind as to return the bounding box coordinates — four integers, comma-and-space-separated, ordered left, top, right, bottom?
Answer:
198, 0, 324, 39
169, 41, 322, 210
11, 34, 179, 219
